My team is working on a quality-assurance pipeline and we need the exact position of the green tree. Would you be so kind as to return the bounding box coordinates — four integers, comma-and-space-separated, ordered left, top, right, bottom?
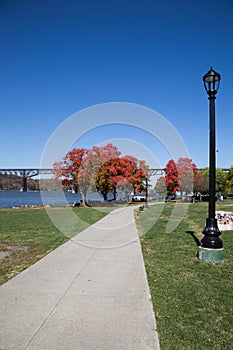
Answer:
201, 168, 227, 194
226, 166, 233, 193
216, 168, 227, 193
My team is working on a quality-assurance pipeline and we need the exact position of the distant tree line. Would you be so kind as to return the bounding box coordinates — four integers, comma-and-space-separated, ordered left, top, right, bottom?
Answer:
0, 175, 60, 192
0, 174, 40, 191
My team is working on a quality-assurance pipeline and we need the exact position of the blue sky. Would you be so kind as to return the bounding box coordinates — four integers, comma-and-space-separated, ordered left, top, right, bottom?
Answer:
0, 0, 233, 171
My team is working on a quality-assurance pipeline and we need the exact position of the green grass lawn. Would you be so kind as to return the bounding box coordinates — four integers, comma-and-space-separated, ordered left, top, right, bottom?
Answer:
1, 202, 232, 349
0, 206, 110, 285
137, 202, 233, 350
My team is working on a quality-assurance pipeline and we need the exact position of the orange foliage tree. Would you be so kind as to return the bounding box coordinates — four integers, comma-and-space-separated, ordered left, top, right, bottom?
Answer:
164, 159, 179, 195
95, 156, 149, 201
78, 144, 121, 202
53, 148, 86, 193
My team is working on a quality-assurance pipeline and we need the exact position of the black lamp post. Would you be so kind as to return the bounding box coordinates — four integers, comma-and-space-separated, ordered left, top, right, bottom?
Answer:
199, 67, 224, 263
145, 177, 148, 208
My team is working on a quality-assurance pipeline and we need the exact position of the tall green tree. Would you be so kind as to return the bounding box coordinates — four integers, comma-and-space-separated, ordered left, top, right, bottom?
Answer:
201, 168, 227, 194
226, 166, 233, 193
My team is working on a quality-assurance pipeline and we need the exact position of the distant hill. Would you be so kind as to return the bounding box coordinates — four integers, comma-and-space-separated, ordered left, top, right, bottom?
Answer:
0, 174, 39, 191
0, 174, 66, 192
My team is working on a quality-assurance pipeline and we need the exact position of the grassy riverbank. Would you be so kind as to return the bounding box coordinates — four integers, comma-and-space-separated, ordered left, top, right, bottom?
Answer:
137, 202, 233, 350
0, 206, 110, 285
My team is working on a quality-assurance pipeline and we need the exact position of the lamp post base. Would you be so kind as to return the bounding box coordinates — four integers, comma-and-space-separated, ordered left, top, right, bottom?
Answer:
201, 218, 223, 248
198, 246, 224, 264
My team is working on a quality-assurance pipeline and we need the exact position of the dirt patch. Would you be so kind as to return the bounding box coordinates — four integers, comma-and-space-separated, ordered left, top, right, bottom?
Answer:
0, 251, 11, 260
0, 243, 29, 261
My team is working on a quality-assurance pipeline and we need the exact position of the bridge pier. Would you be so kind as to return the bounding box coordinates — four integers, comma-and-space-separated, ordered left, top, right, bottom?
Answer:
21, 173, 27, 192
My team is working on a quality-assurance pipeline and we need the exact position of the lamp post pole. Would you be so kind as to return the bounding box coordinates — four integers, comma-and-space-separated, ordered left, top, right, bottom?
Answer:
145, 177, 148, 208
198, 67, 224, 263
208, 90, 217, 221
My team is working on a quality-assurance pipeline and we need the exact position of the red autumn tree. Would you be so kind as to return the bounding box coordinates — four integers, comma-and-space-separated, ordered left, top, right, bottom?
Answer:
176, 157, 198, 199
95, 157, 136, 201
53, 143, 151, 203
122, 156, 149, 194
164, 158, 198, 200
164, 159, 179, 195
53, 148, 86, 193
53, 144, 121, 204
95, 156, 149, 201
78, 144, 121, 201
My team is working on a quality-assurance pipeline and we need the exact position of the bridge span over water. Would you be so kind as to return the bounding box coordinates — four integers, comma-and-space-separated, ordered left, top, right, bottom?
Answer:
0, 168, 166, 192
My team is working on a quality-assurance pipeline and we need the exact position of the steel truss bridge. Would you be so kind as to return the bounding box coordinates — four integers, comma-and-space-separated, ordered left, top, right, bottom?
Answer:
0, 168, 166, 192
0, 168, 230, 192
0, 169, 53, 192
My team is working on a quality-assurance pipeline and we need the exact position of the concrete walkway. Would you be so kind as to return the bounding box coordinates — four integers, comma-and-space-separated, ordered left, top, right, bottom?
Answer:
0, 206, 160, 350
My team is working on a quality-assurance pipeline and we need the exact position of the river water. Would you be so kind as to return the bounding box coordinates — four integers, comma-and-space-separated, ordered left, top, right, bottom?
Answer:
0, 191, 108, 209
